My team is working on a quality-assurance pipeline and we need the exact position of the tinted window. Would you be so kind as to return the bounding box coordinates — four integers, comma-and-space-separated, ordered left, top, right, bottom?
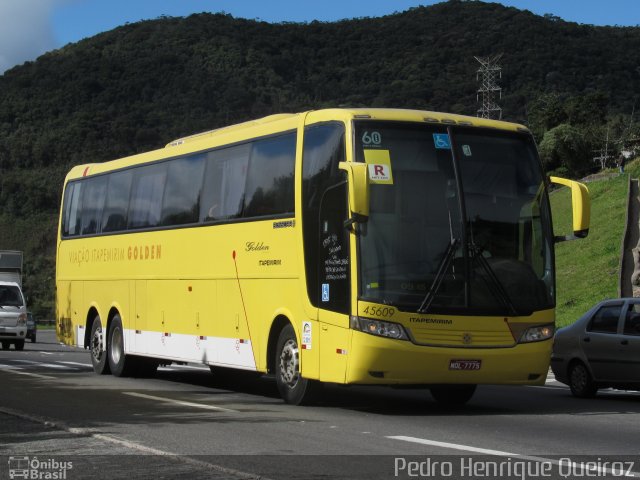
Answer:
62, 182, 83, 237
624, 304, 640, 336
161, 155, 205, 226
128, 164, 167, 229
588, 305, 621, 334
80, 176, 107, 235
0, 285, 23, 307
200, 144, 250, 222
101, 170, 133, 233
302, 123, 346, 307
243, 133, 295, 218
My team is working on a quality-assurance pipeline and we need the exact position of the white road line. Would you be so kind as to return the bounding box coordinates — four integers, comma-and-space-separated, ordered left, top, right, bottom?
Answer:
11, 359, 77, 370
387, 436, 640, 477
0, 363, 22, 369
39, 363, 76, 370
0, 365, 55, 380
122, 392, 238, 413
387, 435, 519, 456
58, 361, 92, 367
0, 406, 269, 480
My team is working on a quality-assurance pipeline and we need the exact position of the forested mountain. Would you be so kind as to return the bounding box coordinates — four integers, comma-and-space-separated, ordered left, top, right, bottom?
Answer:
1, 0, 639, 316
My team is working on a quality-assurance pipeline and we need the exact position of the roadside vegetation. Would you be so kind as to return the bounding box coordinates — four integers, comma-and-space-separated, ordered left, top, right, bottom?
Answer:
552, 173, 629, 327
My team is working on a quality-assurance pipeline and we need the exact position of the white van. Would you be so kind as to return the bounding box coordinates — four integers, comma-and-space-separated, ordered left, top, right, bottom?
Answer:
0, 281, 27, 350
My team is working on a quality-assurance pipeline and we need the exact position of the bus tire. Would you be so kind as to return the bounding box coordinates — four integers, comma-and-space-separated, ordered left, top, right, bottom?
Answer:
2, 341, 10, 350
568, 361, 597, 398
14, 340, 25, 351
275, 324, 318, 405
107, 314, 132, 377
430, 384, 476, 406
90, 315, 110, 375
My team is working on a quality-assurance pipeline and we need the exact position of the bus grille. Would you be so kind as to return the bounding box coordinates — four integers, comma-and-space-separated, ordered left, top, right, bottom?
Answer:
408, 326, 514, 347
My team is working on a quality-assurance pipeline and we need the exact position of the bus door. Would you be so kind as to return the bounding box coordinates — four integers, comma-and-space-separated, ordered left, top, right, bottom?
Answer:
317, 181, 351, 383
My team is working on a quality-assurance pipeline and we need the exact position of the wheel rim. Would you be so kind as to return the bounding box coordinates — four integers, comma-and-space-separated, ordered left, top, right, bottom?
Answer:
91, 326, 104, 363
571, 364, 587, 391
279, 338, 300, 388
110, 325, 123, 366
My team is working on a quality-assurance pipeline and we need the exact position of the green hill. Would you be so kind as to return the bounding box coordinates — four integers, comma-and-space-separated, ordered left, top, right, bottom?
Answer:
552, 175, 629, 327
1, 0, 639, 317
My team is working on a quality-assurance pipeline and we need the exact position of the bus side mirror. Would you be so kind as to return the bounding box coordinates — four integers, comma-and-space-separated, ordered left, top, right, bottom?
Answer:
339, 162, 370, 225
549, 176, 590, 242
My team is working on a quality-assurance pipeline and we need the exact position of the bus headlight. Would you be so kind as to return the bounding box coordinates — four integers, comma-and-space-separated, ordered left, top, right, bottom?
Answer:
350, 316, 409, 340
17, 313, 27, 326
519, 324, 554, 343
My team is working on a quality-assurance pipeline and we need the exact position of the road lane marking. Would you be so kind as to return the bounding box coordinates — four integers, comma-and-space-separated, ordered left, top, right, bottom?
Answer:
387, 436, 640, 477
0, 405, 271, 480
59, 361, 93, 367
123, 392, 238, 413
387, 435, 518, 456
0, 365, 55, 379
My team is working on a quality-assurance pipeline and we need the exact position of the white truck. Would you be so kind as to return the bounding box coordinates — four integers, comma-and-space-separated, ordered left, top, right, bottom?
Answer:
0, 251, 27, 350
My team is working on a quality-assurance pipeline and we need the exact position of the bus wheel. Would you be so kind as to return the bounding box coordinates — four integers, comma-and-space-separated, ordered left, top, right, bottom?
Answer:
108, 314, 133, 377
430, 385, 476, 406
14, 340, 25, 351
275, 324, 317, 405
90, 315, 110, 375
2, 341, 10, 350
568, 361, 597, 398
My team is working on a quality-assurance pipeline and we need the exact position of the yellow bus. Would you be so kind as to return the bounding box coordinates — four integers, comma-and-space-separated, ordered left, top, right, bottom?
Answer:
56, 108, 590, 405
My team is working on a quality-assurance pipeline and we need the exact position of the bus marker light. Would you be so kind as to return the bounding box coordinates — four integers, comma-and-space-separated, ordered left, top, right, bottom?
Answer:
336, 349, 347, 355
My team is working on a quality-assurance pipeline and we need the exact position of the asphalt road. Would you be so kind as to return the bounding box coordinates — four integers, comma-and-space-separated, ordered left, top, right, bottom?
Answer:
1, 330, 639, 480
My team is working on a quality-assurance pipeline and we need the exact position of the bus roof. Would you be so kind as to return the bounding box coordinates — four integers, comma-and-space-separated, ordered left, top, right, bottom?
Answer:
64, 108, 528, 182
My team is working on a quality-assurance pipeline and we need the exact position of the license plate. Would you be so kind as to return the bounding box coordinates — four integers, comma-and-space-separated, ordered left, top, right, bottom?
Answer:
449, 359, 482, 371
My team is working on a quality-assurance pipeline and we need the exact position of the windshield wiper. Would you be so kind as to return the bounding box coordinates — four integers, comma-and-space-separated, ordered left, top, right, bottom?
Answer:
418, 238, 460, 314
468, 243, 518, 316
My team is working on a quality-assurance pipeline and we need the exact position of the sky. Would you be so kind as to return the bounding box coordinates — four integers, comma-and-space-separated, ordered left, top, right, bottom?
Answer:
1, 0, 639, 74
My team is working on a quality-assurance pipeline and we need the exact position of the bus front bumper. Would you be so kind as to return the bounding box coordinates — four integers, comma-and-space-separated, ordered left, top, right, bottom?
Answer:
345, 330, 551, 386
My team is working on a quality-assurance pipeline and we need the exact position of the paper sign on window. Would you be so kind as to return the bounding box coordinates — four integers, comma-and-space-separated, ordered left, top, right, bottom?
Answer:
364, 149, 394, 185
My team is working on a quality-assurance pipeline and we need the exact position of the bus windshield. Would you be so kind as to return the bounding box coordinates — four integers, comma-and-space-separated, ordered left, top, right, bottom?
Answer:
355, 122, 554, 316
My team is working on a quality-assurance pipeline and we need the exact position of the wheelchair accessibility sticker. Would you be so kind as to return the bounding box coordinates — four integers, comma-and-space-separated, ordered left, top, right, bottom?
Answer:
433, 133, 451, 149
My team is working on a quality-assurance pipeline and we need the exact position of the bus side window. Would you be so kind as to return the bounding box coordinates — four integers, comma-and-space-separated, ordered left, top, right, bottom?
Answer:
101, 170, 133, 233
128, 164, 168, 230
243, 133, 296, 218
200, 143, 251, 222
62, 182, 83, 237
80, 176, 107, 235
161, 155, 205, 226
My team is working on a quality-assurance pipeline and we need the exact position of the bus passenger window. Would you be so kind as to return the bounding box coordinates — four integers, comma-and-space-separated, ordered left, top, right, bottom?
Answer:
243, 133, 295, 218
161, 155, 205, 226
200, 143, 251, 222
80, 176, 107, 235
101, 170, 133, 233
128, 164, 167, 229
62, 182, 83, 237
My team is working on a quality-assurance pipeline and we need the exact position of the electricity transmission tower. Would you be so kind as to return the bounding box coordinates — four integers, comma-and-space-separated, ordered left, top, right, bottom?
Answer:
475, 54, 503, 120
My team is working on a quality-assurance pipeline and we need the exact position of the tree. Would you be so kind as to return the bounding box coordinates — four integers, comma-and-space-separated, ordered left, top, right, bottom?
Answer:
538, 124, 592, 177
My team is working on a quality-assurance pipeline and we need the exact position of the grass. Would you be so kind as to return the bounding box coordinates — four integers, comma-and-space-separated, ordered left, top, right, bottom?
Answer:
552, 174, 628, 327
